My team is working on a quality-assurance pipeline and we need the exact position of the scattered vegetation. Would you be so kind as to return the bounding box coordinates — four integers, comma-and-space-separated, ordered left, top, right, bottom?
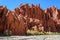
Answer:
27, 30, 60, 35
3, 30, 12, 36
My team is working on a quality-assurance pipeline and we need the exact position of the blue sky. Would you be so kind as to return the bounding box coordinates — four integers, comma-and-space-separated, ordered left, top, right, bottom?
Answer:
0, 0, 60, 10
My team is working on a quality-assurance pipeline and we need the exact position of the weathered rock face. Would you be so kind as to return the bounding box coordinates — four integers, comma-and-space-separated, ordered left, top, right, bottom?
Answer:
4, 11, 28, 35
0, 6, 3, 32
44, 6, 60, 32
0, 4, 60, 35
0, 6, 8, 34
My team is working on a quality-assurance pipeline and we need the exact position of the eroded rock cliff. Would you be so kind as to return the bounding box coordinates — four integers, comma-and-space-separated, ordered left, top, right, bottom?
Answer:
0, 4, 60, 35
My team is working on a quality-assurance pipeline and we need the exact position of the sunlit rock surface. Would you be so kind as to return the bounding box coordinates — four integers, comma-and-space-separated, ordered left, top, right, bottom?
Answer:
0, 4, 60, 35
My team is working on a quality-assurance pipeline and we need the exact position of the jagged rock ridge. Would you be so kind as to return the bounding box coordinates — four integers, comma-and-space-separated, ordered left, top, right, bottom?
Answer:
0, 4, 60, 35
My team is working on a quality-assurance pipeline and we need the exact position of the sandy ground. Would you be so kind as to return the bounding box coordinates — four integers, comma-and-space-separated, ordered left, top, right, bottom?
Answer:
0, 35, 60, 40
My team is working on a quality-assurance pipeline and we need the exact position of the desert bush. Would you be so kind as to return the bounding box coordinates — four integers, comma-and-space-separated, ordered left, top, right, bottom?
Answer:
3, 30, 12, 36
27, 30, 60, 35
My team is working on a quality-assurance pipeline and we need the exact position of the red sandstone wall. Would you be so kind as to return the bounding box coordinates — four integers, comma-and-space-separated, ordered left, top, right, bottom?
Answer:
0, 4, 60, 35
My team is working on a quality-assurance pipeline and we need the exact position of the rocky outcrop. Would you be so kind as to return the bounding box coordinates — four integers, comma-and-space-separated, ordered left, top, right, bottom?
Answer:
44, 6, 60, 32
0, 4, 60, 35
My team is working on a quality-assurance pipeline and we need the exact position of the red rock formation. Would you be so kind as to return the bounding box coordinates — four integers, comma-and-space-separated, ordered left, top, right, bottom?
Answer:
0, 4, 60, 35
0, 6, 8, 34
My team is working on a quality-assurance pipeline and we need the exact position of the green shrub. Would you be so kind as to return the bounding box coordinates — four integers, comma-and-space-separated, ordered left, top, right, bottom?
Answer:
27, 30, 60, 35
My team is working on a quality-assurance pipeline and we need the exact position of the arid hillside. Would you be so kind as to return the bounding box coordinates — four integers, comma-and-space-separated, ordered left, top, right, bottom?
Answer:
0, 4, 60, 35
